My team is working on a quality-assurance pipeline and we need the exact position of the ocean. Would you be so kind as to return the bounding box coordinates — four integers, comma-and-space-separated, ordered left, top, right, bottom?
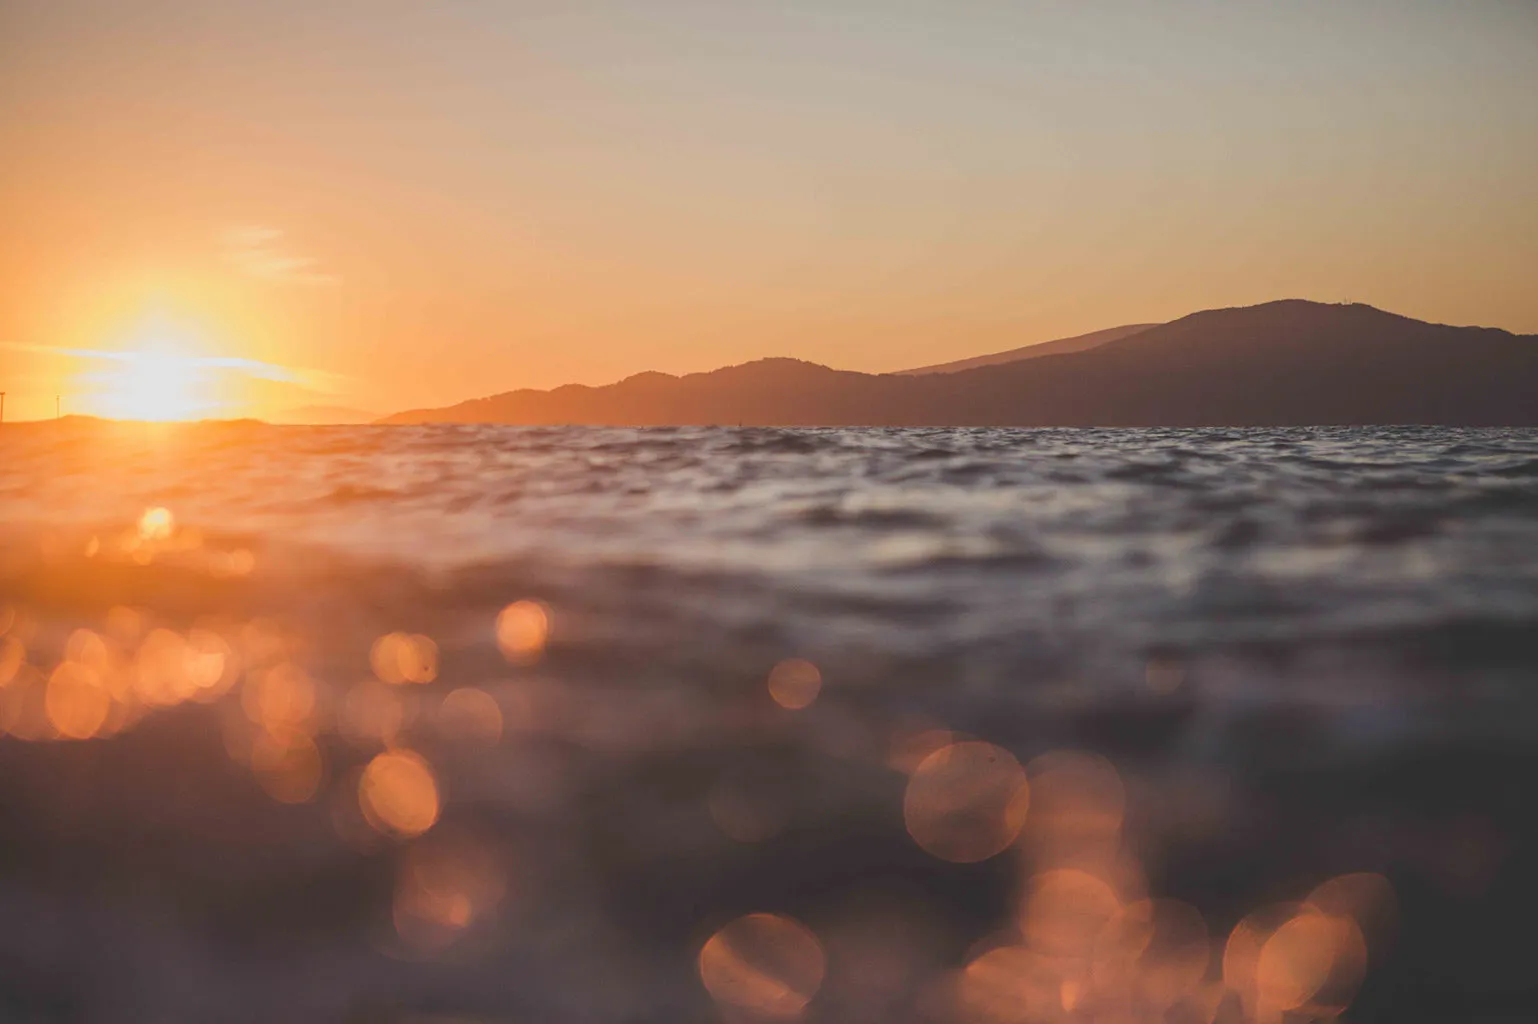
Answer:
1, 422, 1535, 1022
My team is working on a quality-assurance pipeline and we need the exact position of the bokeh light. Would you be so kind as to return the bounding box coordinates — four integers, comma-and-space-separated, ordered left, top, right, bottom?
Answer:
887, 723, 956, 775
138, 506, 175, 542
360, 749, 442, 838
495, 600, 550, 664
340, 678, 409, 746
699, 913, 827, 1019
241, 661, 317, 738
437, 686, 503, 745
1021, 868, 1123, 963
393, 831, 508, 950
250, 729, 325, 803
370, 632, 439, 685
45, 661, 112, 739
767, 658, 822, 710
904, 741, 1030, 863
1305, 872, 1398, 962
1022, 750, 1126, 871
957, 945, 1063, 1024
1255, 908, 1367, 1016
0, 635, 25, 688
1092, 898, 1211, 1011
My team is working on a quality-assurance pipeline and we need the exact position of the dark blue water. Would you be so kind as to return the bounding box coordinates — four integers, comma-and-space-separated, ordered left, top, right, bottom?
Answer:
1, 423, 1535, 1021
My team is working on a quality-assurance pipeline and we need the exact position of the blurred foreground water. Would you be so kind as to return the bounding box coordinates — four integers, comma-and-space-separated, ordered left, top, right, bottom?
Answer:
1, 422, 1536, 1023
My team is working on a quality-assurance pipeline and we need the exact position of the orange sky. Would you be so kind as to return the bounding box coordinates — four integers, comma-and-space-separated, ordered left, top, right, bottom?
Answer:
3, 1, 1536, 421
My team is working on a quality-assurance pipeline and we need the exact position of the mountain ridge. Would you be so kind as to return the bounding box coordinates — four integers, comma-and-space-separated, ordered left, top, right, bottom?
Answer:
381, 301, 1538, 427
895, 323, 1159, 375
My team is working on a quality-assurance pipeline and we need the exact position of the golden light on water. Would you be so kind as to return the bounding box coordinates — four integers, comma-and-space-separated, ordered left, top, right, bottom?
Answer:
495, 600, 550, 664
903, 741, 1030, 863
0, 521, 1405, 1023
360, 749, 442, 838
698, 913, 827, 1020
767, 658, 822, 710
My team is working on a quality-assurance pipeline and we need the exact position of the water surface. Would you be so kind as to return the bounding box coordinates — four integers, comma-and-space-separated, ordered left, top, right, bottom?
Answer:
1, 424, 1534, 1021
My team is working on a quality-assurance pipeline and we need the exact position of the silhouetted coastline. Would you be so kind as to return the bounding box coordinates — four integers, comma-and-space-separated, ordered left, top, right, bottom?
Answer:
382, 302, 1538, 427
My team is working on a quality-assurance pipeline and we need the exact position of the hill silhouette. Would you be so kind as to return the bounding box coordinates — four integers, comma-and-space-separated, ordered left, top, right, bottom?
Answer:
895, 322, 1158, 374
381, 301, 1538, 426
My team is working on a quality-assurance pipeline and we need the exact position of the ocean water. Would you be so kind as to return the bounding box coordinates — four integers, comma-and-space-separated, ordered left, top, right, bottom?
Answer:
1, 422, 1535, 1022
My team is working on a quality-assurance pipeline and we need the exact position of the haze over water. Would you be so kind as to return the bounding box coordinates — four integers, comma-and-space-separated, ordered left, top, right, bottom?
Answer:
2, 422, 1535, 1021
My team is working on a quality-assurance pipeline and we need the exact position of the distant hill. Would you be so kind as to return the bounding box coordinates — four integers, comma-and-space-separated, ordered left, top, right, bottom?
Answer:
380, 301, 1538, 427
895, 323, 1158, 374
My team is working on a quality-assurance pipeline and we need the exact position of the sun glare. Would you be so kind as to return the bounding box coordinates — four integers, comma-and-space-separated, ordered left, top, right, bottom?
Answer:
91, 352, 207, 422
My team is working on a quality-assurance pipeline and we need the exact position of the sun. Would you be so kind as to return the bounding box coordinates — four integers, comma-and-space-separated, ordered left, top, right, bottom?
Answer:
92, 351, 209, 421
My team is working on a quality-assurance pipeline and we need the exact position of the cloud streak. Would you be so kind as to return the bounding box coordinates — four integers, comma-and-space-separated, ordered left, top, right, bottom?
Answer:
221, 225, 340, 287
0, 341, 349, 392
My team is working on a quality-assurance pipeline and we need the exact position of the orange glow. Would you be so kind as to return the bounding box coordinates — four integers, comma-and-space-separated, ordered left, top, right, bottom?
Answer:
437, 686, 503, 745
0, 636, 24, 688
495, 601, 550, 664
370, 632, 439, 685
2, 665, 55, 740
44, 661, 112, 739
957, 945, 1063, 1024
250, 730, 324, 803
1021, 868, 1122, 962
91, 351, 208, 421
699, 913, 827, 1019
241, 661, 317, 736
887, 723, 956, 774
360, 749, 442, 838
1255, 910, 1367, 1015
767, 658, 822, 710
393, 832, 508, 950
1022, 750, 1126, 871
1091, 898, 1211, 1010
904, 741, 1030, 863
1222, 902, 1300, 1016
138, 506, 175, 542
1305, 872, 1398, 958
105, 606, 143, 646
340, 678, 409, 746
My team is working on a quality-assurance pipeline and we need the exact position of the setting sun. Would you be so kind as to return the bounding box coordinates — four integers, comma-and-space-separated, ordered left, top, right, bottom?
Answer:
88, 351, 208, 422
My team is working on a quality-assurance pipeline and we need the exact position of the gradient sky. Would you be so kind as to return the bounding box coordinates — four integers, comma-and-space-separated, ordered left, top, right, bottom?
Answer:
3, 0, 1536, 419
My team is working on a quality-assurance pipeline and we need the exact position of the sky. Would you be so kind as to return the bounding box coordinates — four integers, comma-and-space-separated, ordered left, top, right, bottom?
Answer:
2, 0, 1536, 420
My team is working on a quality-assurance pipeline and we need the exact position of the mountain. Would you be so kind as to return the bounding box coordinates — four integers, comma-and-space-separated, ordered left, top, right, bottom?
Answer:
380, 301, 1538, 427
895, 323, 1158, 374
